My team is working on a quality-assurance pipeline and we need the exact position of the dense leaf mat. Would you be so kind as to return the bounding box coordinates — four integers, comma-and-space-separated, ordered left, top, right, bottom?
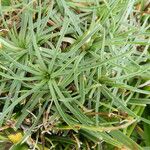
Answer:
0, 0, 150, 149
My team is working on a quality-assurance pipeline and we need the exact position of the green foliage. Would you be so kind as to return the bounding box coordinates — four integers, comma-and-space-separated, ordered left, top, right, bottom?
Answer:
143, 107, 150, 146
0, 0, 150, 149
10, 144, 28, 150
1, 0, 11, 6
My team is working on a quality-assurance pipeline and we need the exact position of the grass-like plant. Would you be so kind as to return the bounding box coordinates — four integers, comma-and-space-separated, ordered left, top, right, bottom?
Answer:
0, 0, 150, 149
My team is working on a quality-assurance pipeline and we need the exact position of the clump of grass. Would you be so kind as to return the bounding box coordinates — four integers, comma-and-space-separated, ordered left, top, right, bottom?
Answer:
0, 0, 150, 149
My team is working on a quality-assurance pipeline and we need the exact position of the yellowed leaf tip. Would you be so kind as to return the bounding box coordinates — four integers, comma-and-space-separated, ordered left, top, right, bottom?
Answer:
8, 132, 23, 144
0, 43, 2, 49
